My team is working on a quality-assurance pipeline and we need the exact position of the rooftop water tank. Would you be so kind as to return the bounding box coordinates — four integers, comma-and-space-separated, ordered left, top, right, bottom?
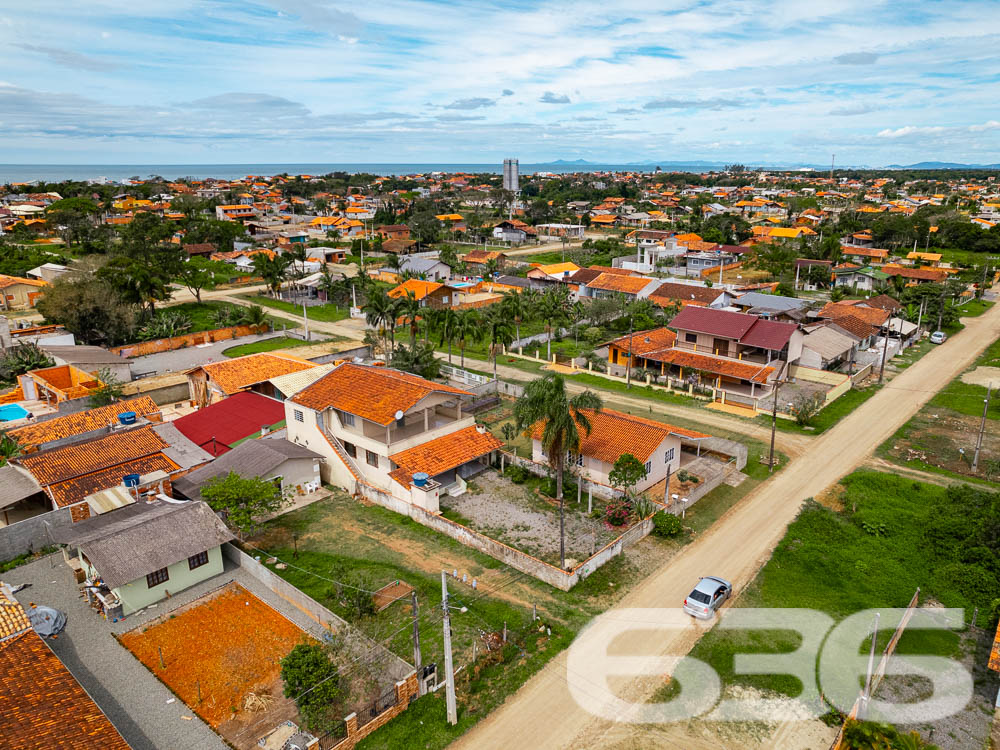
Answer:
122, 474, 141, 487
412, 472, 429, 487
118, 411, 137, 425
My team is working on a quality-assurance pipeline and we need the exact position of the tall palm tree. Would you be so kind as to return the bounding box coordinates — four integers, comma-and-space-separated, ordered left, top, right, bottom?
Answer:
501, 290, 527, 344
363, 288, 395, 363
569, 300, 587, 346
437, 307, 458, 364
482, 305, 515, 384
451, 309, 481, 369
397, 290, 423, 349
538, 287, 569, 360
513, 373, 603, 569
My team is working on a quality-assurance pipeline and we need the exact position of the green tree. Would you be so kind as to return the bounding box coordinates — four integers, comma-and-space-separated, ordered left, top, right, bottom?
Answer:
0, 430, 21, 467
117, 211, 174, 258
436, 307, 458, 364
608, 453, 648, 501
452, 309, 481, 369
45, 197, 100, 248
35, 271, 137, 345
538, 286, 570, 360
501, 422, 517, 448
751, 243, 796, 279
500, 289, 528, 343
397, 290, 423, 349
201, 471, 289, 539
174, 257, 229, 303
0, 343, 54, 383
363, 288, 397, 363
98, 248, 181, 318
253, 252, 293, 297
513, 373, 603, 568
280, 643, 344, 733
391, 341, 441, 380
89, 368, 125, 407
482, 304, 514, 384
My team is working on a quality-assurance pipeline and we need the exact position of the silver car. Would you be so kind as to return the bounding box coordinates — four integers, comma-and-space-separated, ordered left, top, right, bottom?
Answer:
929, 331, 947, 344
683, 576, 732, 619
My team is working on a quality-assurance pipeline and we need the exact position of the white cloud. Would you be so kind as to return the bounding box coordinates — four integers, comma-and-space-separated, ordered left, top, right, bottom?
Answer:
539, 91, 570, 104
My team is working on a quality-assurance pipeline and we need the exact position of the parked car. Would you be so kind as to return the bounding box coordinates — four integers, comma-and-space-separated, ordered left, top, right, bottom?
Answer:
930, 331, 947, 344
683, 576, 732, 619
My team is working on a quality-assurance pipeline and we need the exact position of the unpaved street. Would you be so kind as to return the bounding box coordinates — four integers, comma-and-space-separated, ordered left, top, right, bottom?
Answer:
451, 299, 1000, 750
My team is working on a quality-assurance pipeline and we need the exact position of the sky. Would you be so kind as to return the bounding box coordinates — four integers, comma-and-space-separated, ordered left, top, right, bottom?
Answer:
1, 0, 999, 166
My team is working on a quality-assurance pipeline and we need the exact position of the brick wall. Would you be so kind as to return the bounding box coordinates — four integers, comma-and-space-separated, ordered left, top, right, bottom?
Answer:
330, 672, 419, 750
108, 324, 267, 358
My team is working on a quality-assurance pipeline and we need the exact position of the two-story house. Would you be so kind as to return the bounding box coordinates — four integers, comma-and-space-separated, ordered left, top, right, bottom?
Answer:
285, 363, 502, 512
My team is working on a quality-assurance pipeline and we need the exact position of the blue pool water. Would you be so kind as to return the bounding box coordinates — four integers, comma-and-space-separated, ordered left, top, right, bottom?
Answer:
0, 403, 29, 422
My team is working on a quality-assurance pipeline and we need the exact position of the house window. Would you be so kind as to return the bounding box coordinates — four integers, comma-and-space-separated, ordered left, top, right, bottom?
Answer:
342, 412, 355, 427
343, 441, 357, 458
664, 447, 675, 464
146, 567, 169, 588
644, 461, 652, 474
188, 551, 209, 570
685, 333, 697, 343
294, 409, 304, 423
366, 450, 379, 467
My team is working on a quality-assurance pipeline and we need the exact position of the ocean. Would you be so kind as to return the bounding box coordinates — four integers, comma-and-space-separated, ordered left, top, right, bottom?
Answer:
0, 162, 720, 184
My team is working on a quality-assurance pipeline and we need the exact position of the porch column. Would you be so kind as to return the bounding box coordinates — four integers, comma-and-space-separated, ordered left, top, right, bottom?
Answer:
386, 425, 391, 444
456, 401, 462, 420
424, 408, 430, 430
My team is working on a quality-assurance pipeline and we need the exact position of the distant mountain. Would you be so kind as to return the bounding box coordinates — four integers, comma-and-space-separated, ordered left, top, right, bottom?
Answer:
546, 159, 595, 165
885, 161, 1000, 169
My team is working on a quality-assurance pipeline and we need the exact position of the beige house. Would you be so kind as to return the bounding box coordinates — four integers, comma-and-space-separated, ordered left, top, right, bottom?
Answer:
531, 408, 709, 494
0, 274, 47, 310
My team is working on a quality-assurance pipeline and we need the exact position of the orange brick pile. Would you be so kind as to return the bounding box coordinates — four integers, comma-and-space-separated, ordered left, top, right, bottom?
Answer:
120, 584, 312, 726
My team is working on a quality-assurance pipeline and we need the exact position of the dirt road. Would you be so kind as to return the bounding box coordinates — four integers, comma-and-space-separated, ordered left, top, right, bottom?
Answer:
450, 301, 1000, 750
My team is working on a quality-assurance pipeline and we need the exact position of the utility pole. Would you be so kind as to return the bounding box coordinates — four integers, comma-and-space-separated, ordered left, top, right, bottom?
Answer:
625, 308, 634, 390
410, 590, 422, 688
768, 380, 783, 473
936, 289, 945, 332
860, 613, 879, 718
878, 317, 894, 384
441, 571, 458, 726
971, 383, 992, 473
302, 302, 310, 342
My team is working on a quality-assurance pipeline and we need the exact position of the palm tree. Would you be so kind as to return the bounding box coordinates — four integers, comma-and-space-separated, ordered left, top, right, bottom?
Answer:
452, 309, 481, 369
253, 253, 292, 298
397, 290, 423, 349
482, 305, 515, 384
501, 290, 527, 344
484, 256, 500, 279
569, 300, 587, 346
902, 302, 920, 322
513, 373, 603, 568
437, 307, 458, 364
363, 288, 395, 363
538, 287, 569, 360
0, 430, 21, 467
238, 304, 268, 328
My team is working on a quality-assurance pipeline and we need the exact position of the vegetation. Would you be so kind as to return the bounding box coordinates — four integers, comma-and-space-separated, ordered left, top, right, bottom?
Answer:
222, 336, 316, 358
608, 453, 648, 500
88, 367, 124, 407
280, 643, 345, 733
202, 472, 290, 538
0, 343, 54, 383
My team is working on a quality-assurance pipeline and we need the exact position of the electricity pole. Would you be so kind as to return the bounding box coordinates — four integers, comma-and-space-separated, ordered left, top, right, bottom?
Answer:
441, 572, 458, 725
878, 317, 895, 384
410, 591, 422, 694
768, 380, 783, 473
302, 301, 310, 342
971, 383, 992, 473
625, 307, 634, 390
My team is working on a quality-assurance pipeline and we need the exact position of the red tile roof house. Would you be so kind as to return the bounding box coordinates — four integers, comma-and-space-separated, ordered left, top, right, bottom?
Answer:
656, 306, 804, 400
286, 363, 501, 512
531, 408, 709, 495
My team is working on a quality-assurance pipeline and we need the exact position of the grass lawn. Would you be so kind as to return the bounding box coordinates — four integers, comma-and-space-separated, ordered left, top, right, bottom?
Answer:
760, 385, 882, 435
927, 336, 1000, 420
654, 470, 992, 706
955, 298, 993, 318
241, 294, 350, 322
222, 336, 319, 358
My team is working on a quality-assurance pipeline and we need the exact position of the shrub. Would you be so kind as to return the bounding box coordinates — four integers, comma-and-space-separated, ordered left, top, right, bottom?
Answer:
504, 465, 529, 484
652, 512, 683, 537
632, 496, 655, 520
604, 497, 632, 526
676, 469, 690, 483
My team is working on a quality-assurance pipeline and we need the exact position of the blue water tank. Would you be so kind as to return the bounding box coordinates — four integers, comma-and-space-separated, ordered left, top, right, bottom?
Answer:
119, 411, 137, 425
122, 474, 141, 487
412, 472, 429, 487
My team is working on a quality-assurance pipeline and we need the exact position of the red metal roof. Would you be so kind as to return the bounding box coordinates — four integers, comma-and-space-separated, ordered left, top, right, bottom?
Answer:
669, 306, 758, 339
172, 391, 286, 456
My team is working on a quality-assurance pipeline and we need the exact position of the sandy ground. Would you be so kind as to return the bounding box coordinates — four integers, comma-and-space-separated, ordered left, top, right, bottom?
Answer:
448, 296, 1000, 750
960, 365, 1000, 387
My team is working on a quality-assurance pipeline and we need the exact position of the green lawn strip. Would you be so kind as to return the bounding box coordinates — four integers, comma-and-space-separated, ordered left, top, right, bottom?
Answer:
655, 470, 989, 704
955, 299, 993, 318
926, 335, 1000, 419
222, 336, 319, 357
162, 301, 250, 333
757, 385, 882, 436
241, 293, 350, 322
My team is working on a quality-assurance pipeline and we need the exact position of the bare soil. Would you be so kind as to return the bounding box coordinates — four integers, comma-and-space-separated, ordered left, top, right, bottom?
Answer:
885, 407, 1000, 481
960, 366, 1000, 388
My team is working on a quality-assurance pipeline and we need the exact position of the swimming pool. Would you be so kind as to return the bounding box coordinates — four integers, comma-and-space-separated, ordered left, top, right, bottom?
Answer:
0, 403, 29, 422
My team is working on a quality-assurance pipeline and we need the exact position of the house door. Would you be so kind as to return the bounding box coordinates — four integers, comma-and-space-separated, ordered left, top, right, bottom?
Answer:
713, 338, 729, 356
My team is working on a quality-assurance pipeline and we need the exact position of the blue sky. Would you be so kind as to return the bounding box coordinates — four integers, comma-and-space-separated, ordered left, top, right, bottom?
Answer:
1, 0, 999, 165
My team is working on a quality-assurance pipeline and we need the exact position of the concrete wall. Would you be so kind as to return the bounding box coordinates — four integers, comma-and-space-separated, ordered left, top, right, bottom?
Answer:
111, 544, 224, 616
0, 506, 73, 561
109, 324, 268, 358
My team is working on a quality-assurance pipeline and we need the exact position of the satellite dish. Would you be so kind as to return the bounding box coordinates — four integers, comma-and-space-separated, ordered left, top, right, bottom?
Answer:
395, 410, 404, 421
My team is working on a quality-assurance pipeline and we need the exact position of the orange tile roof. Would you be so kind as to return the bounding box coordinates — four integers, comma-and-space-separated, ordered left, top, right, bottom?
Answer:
826, 315, 880, 341
842, 247, 889, 259
0, 274, 48, 290
388, 278, 443, 301
818, 301, 890, 326
292, 363, 471, 425
674, 232, 703, 243
389, 424, 502, 487
8, 396, 159, 450
882, 266, 948, 282
586, 272, 654, 294
989, 621, 1000, 671
18, 426, 168, 486
0, 616, 131, 749
197, 353, 315, 395
531, 407, 708, 464
606, 327, 677, 356
651, 349, 775, 384
0, 586, 30, 641
49, 453, 179, 508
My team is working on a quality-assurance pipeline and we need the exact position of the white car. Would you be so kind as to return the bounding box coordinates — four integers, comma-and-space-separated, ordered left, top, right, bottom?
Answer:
683, 576, 732, 619
929, 331, 947, 344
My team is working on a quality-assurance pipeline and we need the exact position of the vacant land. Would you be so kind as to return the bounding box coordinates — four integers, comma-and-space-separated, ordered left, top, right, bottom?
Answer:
163, 300, 284, 333
120, 583, 309, 744
242, 293, 351, 322
223, 335, 319, 357
654, 471, 999, 749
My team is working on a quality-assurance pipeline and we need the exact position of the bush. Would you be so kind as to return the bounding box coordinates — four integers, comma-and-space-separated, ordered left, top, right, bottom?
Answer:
652, 512, 683, 537
604, 497, 632, 526
676, 469, 690, 482
504, 465, 529, 484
